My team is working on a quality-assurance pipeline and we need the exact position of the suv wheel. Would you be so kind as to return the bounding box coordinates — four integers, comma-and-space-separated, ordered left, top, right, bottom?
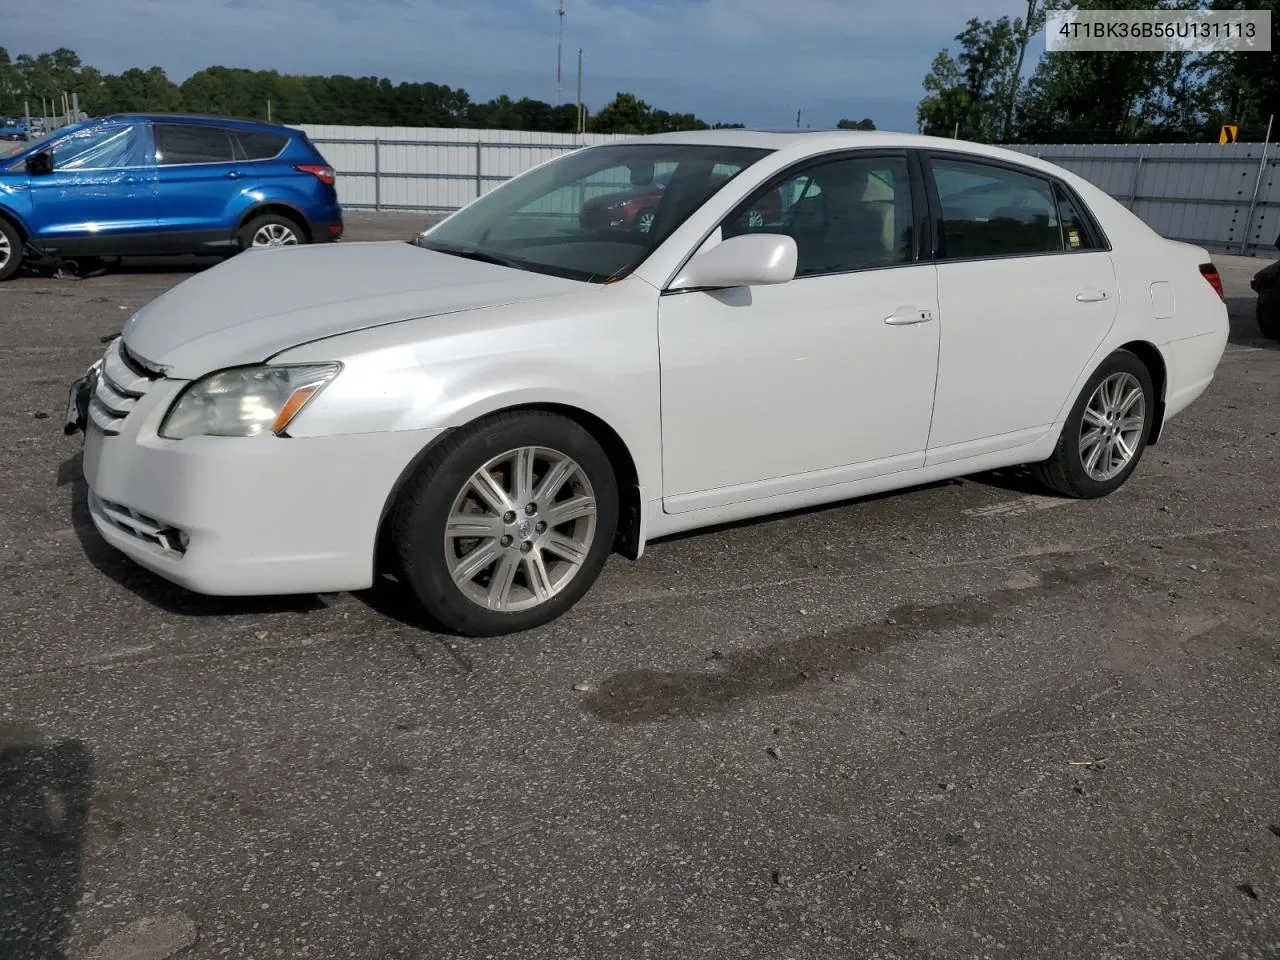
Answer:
0, 218, 22, 281
238, 213, 306, 251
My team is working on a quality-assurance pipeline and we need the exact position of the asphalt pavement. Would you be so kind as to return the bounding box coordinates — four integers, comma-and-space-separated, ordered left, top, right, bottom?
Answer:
2, 218, 1278, 960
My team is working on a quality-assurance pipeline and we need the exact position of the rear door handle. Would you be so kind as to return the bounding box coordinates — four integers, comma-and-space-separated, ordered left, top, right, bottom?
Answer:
884, 306, 935, 325
1075, 289, 1110, 303
226, 170, 244, 179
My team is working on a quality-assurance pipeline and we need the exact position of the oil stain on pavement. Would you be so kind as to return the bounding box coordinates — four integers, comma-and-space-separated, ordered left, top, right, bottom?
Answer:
583, 562, 1113, 724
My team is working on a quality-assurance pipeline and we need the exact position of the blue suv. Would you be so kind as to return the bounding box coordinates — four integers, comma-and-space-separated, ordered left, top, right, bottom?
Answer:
0, 113, 343, 280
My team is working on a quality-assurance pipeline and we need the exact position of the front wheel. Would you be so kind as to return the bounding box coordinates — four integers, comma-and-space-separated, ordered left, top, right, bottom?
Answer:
0, 218, 22, 281
391, 411, 619, 637
1031, 349, 1155, 499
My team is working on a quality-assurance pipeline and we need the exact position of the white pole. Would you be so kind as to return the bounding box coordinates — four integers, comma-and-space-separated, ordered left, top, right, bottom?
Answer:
576, 48, 584, 136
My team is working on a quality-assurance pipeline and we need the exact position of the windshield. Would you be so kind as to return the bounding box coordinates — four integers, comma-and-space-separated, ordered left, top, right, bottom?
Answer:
418, 142, 772, 283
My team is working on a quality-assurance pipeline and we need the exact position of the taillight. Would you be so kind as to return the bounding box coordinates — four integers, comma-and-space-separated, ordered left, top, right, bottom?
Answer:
295, 164, 335, 185
1199, 262, 1225, 301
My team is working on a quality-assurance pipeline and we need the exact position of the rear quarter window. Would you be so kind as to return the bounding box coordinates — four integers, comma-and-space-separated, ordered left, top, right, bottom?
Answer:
236, 131, 289, 161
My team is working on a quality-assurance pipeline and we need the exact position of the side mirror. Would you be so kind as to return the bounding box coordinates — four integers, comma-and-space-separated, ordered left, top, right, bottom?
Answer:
25, 151, 53, 175
669, 233, 797, 291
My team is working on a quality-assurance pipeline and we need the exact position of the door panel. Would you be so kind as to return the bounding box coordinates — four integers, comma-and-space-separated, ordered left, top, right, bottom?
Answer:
154, 124, 242, 248
927, 253, 1118, 457
659, 151, 939, 514
28, 122, 157, 255
659, 264, 941, 512
922, 154, 1119, 459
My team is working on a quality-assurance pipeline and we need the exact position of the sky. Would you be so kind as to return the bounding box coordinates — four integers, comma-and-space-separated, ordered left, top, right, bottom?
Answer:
4, 0, 1038, 131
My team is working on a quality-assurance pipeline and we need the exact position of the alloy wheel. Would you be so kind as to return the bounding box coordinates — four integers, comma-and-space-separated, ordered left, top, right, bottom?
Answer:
252, 223, 299, 247
1079, 371, 1146, 481
0, 231, 10, 270
637, 211, 656, 234
444, 446, 598, 613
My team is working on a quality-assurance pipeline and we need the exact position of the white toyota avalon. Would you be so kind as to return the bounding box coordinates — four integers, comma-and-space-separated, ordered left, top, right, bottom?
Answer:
66, 129, 1229, 637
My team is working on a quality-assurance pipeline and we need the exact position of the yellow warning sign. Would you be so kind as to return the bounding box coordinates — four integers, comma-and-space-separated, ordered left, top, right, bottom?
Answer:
1219, 124, 1238, 144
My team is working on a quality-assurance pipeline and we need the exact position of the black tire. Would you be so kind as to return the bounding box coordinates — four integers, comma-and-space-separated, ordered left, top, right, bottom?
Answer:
1258, 289, 1280, 341
236, 212, 307, 251
391, 411, 619, 637
0, 217, 22, 282
1031, 349, 1155, 499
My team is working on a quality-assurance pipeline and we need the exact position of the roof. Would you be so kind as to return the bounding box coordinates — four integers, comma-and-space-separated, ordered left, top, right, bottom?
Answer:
100, 113, 289, 131
600, 128, 1075, 178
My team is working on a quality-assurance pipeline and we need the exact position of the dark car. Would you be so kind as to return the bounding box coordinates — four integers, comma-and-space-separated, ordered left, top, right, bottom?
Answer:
0, 113, 343, 281
1250, 231, 1280, 341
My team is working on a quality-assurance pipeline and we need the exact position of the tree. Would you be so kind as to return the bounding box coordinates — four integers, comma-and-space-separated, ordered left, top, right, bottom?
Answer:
918, 50, 975, 138
1201, 0, 1278, 140
589, 92, 654, 134
837, 118, 876, 130
0, 47, 732, 133
1015, 0, 1205, 143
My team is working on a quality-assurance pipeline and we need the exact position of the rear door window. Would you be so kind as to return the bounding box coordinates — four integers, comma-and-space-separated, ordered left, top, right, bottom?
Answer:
155, 124, 236, 165
929, 157, 1062, 259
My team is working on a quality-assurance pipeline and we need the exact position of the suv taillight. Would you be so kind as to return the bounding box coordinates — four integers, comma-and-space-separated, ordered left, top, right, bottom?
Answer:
1199, 262, 1225, 301
295, 164, 335, 186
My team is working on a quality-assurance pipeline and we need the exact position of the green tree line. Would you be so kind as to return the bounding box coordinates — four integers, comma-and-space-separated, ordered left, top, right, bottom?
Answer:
919, 0, 1278, 144
0, 47, 876, 135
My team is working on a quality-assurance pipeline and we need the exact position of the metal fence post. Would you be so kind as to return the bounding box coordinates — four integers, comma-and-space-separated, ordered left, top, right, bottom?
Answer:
476, 141, 484, 200
1240, 113, 1274, 255
1127, 153, 1145, 209
373, 138, 382, 213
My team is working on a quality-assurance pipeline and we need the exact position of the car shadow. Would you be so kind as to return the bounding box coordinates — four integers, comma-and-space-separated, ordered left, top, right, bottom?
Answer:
0, 729, 93, 960
1227, 295, 1278, 350
61, 451, 325, 618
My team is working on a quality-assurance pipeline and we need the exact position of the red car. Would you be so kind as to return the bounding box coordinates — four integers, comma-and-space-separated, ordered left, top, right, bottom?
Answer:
580, 170, 782, 235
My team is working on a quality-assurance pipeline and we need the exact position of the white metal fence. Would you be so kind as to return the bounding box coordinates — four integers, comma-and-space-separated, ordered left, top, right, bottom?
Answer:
299, 124, 1279, 257
294, 124, 628, 213
1006, 141, 1278, 257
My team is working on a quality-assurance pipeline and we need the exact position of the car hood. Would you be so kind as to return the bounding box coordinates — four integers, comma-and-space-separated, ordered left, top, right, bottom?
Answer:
122, 241, 588, 379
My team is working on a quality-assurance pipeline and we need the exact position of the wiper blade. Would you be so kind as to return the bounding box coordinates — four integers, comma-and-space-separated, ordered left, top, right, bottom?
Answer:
418, 242, 522, 270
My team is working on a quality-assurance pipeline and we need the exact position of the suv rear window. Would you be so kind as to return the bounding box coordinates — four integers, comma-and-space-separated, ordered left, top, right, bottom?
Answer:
156, 124, 235, 165
236, 130, 288, 161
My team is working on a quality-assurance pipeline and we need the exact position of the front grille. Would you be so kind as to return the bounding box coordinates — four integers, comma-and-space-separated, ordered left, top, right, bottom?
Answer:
90, 339, 163, 435
88, 490, 187, 555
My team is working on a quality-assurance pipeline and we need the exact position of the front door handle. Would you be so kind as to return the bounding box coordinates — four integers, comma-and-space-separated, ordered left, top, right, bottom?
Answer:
226, 170, 244, 179
1075, 289, 1111, 303
884, 306, 935, 326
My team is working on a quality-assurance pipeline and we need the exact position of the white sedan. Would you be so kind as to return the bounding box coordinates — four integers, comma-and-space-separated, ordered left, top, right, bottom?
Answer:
67, 130, 1229, 636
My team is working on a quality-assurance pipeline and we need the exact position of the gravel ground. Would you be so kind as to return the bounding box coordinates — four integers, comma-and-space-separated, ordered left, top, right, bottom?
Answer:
2, 219, 1278, 960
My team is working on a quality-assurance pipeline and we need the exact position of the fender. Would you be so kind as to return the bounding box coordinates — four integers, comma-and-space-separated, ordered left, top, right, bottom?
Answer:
234, 197, 314, 238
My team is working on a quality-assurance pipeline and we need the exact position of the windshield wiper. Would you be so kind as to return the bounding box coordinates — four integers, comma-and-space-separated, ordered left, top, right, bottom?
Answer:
417, 241, 523, 270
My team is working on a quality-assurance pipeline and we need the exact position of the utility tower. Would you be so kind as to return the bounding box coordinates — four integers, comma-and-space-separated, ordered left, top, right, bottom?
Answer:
556, 0, 566, 105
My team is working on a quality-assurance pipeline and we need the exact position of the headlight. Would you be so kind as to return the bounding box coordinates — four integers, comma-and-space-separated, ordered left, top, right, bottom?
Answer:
159, 363, 341, 440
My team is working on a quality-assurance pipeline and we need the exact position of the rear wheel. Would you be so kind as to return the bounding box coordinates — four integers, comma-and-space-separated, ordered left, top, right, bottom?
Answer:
1031, 349, 1155, 499
237, 212, 306, 251
391, 411, 619, 637
0, 218, 22, 281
